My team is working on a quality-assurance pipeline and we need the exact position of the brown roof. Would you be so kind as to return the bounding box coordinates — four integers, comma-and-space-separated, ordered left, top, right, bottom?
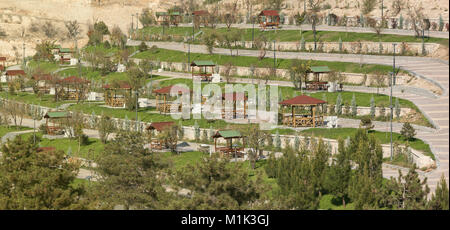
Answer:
59, 76, 90, 84
193, 10, 208, 16
103, 81, 132, 89
37, 147, 57, 153
146, 121, 175, 131
222, 92, 248, 101
153, 85, 190, 94
5, 70, 26, 76
0, 57, 6, 61
33, 74, 54, 81
0, 65, 4, 71
259, 10, 279, 16
279, 95, 327, 106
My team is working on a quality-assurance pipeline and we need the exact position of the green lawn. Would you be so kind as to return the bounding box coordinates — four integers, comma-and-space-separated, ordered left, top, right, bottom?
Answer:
134, 48, 399, 74
19, 132, 105, 161
0, 91, 72, 108
28, 60, 62, 73
300, 128, 434, 159
137, 26, 449, 44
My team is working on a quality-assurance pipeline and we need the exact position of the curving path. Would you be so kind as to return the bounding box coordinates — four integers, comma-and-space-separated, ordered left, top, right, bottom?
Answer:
128, 40, 449, 193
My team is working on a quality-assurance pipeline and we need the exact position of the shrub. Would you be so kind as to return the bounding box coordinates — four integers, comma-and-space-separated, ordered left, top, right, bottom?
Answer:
401, 122, 416, 141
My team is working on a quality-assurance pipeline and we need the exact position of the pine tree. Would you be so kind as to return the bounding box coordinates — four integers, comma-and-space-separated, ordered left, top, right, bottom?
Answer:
0, 136, 85, 209
336, 93, 343, 115
401, 122, 416, 141
399, 15, 404, 29
178, 120, 184, 140
338, 37, 343, 52
194, 120, 200, 142
386, 165, 430, 210
351, 93, 357, 117
439, 15, 444, 31
370, 96, 375, 118
300, 35, 306, 51
294, 135, 300, 150
428, 174, 449, 210
327, 139, 351, 207
275, 130, 281, 150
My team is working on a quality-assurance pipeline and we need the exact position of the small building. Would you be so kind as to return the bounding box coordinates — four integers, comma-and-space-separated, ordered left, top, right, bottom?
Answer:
306, 66, 331, 91
2, 70, 26, 83
258, 10, 280, 29
279, 95, 326, 127
221, 92, 248, 119
44, 111, 71, 135
59, 76, 91, 100
153, 85, 191, 114
156, 11, 182, 26
32, 74, 55, 94
146, 121, 176, 150
212, 130, 245, 157
103, 81, 132, 108
191, 60, 215, 82
58, 48, 75, 64
192, 10, 209, 27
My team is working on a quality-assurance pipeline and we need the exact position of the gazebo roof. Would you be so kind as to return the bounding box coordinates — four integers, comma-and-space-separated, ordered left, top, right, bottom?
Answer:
44, 111, 70, 119
59, 76, 91, 84
5, 70, 26, 76
191, 60, 215, 67
259, 10, 279, 16
156, 12, 168, 16
192, 10, 209, 16
33, 74, 54, 81
279, 95, 327, 106
213, 130, 242, 139
0, 57, 6, 61
59, 48, 74, 53
310, 66, 331, 73
153, 85, 191, 94
146, 121, 175, 131
37, 147, 57, 153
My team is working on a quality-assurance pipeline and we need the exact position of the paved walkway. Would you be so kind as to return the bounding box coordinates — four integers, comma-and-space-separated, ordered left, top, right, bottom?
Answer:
128, 41, 449, 193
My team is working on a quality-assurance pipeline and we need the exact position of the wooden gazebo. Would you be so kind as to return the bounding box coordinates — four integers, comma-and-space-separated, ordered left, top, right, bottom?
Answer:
279, 95, 326, 127
5, 70, 26, 82
32, 74, 55, 94
305, 66, 331, 91
191, 60, 215, 82
58, 48, 74, 64
192, 10, 209, 27
59, 76, 91, 100
103, 81, 132, 108
146, 121, 175, 150
212, 130, 245, 157
153, 85, 191, 114
258, 10, 280, 29
221, 92, 248, 119
44, 111, 71, 135
156, 11, 181, 26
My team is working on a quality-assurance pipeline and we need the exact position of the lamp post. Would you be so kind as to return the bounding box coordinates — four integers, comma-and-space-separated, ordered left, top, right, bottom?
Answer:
390, 43, 397, 161
136, 13, 139, 31
188, 37, 191, 71
131, 14, 134, 34
273, 40, 276, 69
381, 0, 384, 20
252, 16, 255, 48
22, 42, 26, 66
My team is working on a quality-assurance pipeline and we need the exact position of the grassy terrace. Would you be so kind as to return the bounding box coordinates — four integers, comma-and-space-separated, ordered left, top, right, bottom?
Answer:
19, 132, 104, 161
0, 92, 71, 108
299, 128, 433, 160
137, 26, 449, 45
134, 48, 401, 74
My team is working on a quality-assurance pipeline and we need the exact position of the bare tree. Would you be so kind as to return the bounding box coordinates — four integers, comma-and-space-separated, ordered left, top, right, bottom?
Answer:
391, 0, 404, 16
42, 21, 58, 39
223, 1, 238, 29
361, 0, 377, 15
406, 1, 426, 37
308, 0, 322, 51
2, 101, 25, 127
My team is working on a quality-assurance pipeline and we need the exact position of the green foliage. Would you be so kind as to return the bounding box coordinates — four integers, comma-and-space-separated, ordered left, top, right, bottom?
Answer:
289, 59, 311, 89
139, 8, 155, 27
138, 41, 148, 52
326, 139, 352, 207
336, 93, 343, 115
351, 93, 357, 117
0, 136, 85, 209
94, 21, 110, 35
275, 130, 281, 149
370, 96, 375, 118
428, 174, 449, 210
395, 97, 401, 119
92, 131, 170, 209
384, 165, 430, 210
98, 114, 115, 144
171, 153, 264, 209
400, 122, 416, 141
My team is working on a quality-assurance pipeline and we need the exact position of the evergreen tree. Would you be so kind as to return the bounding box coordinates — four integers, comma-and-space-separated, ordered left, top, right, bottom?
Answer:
172, 153, 264, 209
401, 122, 416, 141
385, 165, 430, 210
294, 135, 300, 151
0, 136, 85, 209
428, 174, 449, 210
399, 15, 404, 29
275, 130, 281, 149
370, 96, 375, 118
92, 131, 170, 209
178, 120, 184, 140
194, 121, 200, 142
300, 35, 305, 51
338, 37, 343, 52
336, 93, 343, 115
327, 139, 351, 207
351, 93, 357, 117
